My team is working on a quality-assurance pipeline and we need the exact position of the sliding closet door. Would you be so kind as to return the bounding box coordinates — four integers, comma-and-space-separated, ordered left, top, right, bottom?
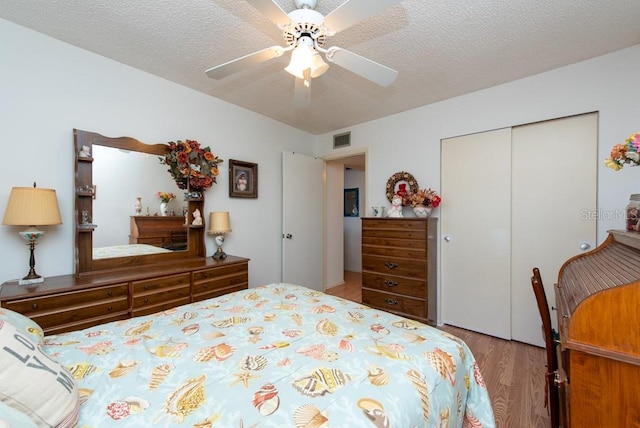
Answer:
511, 113, 597, 346
441, 128, 512, 339
441, 114, 597, 345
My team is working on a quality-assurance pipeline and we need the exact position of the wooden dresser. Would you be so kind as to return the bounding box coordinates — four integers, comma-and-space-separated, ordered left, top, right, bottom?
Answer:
555, 230, 640, 427
0, 255, 249, 335
361, 218, 437, 325
129, 215, 187, 249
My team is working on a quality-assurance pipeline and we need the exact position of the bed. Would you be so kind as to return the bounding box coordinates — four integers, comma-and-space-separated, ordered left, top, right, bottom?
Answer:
92, 244, 173, 260
0, 283, 495, 427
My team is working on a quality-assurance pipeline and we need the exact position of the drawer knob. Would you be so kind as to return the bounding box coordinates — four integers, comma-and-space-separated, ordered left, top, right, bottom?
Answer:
144, 285, 150, 290
144, 298, 149, 304
384, 262, 398, 270
107, 291, 113, 296
384, 280, 398, 287
107, 305, 112, 311
384, 298, 398, 305
32, 303, 39, 310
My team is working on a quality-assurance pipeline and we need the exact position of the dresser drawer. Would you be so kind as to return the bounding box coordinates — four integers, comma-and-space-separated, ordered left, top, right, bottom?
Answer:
194, 284, 248, 303
132, 273, 190, 294
362, 289, 426, 320
5, 284, 128, 315
362, 255, 427, 277
132, 296, 191, 317
362, 244, 426, 259
43, 313, 130, 336
132, 273, 191, 310
4, 284, 129, 332
362, 219, 427, 231
362, 272, 426, 299
193, 263, 248, 299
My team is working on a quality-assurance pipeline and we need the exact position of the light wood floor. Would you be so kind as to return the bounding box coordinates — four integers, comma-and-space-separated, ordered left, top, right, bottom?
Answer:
326, 271, 552, 428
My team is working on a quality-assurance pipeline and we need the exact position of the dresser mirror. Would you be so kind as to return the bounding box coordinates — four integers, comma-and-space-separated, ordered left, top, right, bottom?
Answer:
74, 129, 206, 276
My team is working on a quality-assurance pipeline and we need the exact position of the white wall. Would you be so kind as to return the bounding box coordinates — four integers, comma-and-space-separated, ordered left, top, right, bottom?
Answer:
344, 168, 364, 272
317, 45, 640, 244
317, 44, 640, 319
0, 19, 315, 286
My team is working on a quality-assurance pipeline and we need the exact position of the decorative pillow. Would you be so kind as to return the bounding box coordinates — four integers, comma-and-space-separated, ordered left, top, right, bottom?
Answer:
0, 309, 43, 345
0, 319, 79, 428
0, 401, 40, 428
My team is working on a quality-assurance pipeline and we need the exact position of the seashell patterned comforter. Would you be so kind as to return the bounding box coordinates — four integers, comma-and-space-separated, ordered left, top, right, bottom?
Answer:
44, 283, 495, 427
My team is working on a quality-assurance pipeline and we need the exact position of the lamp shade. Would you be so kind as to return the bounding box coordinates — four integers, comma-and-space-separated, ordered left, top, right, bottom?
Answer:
208, 212, 231, 234
309, 53, 329, 78
2, 187, 62, 226
285, 43, 328, 79
284, 42, 313, 79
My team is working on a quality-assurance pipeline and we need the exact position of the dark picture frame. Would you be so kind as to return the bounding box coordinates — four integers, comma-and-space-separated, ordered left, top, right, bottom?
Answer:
344, 188, 359, 217
229, 159, 258, 198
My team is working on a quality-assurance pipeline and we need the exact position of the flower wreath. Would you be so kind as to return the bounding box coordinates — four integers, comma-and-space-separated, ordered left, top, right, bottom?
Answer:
386, 171, 419, 202
160, 140, 223, 190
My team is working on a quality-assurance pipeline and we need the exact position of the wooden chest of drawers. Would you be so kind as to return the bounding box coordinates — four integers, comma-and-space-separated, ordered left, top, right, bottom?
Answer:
361, 218, 437, 324
1, 256, 249, 334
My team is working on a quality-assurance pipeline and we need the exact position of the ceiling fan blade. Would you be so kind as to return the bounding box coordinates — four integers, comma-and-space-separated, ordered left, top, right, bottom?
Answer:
293, 78, 311, 108
326, 47, 398, 87
206, 46, 284, 79
323, 0, 403, 34
246, 0, 291, 27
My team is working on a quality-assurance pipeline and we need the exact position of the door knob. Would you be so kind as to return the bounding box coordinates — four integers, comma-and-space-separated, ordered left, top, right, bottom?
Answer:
444, 236, 451, 242
579, 243, 590, 251
285, 233, 293, 239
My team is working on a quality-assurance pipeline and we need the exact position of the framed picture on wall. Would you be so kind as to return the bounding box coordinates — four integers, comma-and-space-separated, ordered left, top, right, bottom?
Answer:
344, 188, 359, 217
229, 159, 258, 198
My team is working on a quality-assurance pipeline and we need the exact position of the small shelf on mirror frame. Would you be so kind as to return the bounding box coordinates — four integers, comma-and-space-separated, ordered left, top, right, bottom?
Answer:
78, 225, 97, 232
77, 192, 94, 197
77, 156, 94, 162
188, 225, 204, 229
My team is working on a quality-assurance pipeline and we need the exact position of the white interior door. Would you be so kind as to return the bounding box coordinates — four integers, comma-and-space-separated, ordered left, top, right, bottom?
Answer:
282, 151, 324, 290
511, 113, 598, 345
441, 128, 512, 339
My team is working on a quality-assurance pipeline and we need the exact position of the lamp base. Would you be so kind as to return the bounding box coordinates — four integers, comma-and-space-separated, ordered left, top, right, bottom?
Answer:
212, 246, 227, 260
19, 277, 44, 286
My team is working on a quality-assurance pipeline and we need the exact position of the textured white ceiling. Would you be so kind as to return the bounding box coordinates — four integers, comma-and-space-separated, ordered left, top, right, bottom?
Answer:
2, 0, 640, 134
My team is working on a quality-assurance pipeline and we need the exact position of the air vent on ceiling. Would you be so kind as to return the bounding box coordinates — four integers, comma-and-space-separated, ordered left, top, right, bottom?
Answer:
333, 131, 351, 149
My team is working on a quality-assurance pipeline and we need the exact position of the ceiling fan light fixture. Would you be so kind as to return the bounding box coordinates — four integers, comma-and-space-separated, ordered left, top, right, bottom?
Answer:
285, 42, 328, 81
285, 42, 312, 78
310, 53, 329, 78
303, 68, 311, 87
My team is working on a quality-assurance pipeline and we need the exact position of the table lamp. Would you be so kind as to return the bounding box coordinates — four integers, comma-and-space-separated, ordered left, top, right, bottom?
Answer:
2, 184, 62, 284
208, 211, 231, 260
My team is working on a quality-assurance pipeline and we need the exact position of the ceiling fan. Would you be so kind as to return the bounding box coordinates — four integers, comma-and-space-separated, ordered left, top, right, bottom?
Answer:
205, 0, 402, 107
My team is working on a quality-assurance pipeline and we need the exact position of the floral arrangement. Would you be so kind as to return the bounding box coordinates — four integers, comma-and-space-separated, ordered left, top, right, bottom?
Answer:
160, 140, 223, 190
156, 191, 176, 203
405, 188, 441, 208
605, 132, 640, 170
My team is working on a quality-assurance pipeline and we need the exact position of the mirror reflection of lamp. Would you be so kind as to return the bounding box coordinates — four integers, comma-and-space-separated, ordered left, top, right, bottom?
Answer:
208, 212, 231, 260
2, 183, 62, 284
